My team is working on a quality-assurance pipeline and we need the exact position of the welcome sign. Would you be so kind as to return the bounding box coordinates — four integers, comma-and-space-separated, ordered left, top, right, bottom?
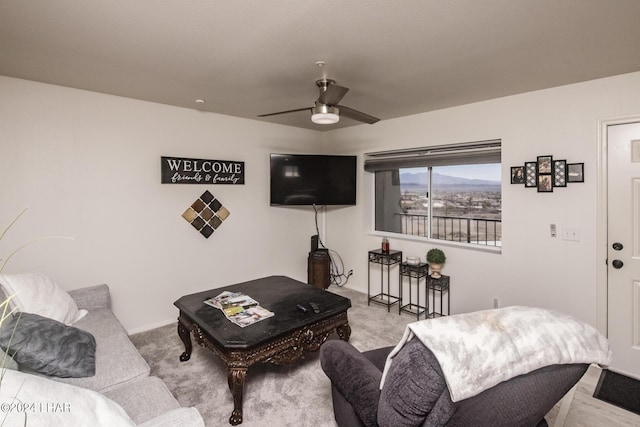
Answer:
161, 156, 245, 185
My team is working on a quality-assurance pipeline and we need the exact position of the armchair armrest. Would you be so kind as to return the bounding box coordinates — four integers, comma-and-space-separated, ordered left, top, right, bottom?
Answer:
320, 340, 383, 427
69, 284, 111, 311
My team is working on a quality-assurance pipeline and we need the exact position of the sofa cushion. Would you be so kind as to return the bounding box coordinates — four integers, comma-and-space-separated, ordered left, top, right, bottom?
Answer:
104, 376, 181, 424
0, 312, 96, 377
69, 283, 111, 311
377, 338, 449, 427
0, 352, 18, 370
0, 369, 135, 427
138, 408, 205, 427
49, 308, 150, 392
0, 273, 88, 325
73, 306, 130, 338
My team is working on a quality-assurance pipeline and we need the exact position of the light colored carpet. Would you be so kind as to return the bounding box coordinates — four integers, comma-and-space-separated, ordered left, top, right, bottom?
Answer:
131, 286, 577, 426
130, 286, 413, 427
131, 286, 640, 427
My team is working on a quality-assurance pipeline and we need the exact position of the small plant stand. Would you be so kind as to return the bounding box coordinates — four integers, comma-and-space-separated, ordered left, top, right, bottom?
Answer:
400, 262, 429, 320
367, 249, 402, 312
427, 274, 450, 318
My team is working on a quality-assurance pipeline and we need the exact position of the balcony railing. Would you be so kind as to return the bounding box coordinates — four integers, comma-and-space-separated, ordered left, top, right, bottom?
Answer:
397, 213, 502, 246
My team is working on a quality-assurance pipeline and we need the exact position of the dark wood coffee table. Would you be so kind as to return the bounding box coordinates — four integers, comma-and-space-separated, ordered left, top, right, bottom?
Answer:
174, 275, 351, 425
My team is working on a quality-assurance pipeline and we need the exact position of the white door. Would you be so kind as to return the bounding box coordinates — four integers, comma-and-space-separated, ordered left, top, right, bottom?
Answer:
608, 121, 640, 379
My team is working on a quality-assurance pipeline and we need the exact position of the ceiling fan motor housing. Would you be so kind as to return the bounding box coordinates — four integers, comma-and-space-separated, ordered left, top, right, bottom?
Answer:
316, 78, 336, 93
258, 77, 378, 125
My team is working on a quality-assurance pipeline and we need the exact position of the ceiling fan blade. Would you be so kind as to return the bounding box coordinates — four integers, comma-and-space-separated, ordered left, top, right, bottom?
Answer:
338, 105, 380, 124
318, 84, 349, 106
258, 107, 311, 117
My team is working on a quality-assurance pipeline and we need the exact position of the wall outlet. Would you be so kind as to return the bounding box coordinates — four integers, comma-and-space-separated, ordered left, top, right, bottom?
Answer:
550, 224, 557, 237
493, 297, 500, 308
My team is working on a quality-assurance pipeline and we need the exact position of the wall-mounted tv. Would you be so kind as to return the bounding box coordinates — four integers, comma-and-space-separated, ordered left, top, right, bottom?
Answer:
270, 154, 357, 206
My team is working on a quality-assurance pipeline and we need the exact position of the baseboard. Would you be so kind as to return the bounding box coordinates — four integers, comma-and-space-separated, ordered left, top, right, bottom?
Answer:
127, 318, 176, 335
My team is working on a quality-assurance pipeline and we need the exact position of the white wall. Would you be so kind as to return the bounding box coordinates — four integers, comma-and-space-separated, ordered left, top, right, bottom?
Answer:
0, 76, 322, 332
323, 71, 640, 327
4, 72, 640, 332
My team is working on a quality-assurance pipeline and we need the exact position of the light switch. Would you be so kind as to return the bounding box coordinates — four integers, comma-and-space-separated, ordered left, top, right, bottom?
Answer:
550, 224, 557, 237
562, 227, 581, 242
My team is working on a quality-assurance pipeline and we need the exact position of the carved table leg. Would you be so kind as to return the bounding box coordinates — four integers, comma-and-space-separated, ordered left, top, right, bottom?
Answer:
177, 321, 192, 362
336, 323, 351, 342
228, 366, 248, 425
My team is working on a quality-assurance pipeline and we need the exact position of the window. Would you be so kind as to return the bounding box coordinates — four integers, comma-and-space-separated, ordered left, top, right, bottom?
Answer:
366, 141, 502, 247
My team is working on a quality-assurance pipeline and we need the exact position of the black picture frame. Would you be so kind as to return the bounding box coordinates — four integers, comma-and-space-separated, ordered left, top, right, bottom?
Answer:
511, 166, 525, 184
538, 174, 553, 192
525, 162, 537, 188
553, 160, 567, 187
537, 155, 553, 174
567, 163, 584, 182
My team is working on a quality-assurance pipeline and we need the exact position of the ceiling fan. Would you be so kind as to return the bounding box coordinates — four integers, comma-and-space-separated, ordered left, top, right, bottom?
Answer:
258, 79, 379, 125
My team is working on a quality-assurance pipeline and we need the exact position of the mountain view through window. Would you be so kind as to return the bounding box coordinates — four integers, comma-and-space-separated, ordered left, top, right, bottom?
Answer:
376, 164, 501, 246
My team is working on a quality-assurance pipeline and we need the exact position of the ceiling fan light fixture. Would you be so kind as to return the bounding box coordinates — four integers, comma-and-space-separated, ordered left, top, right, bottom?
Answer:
311, 105, 339, 124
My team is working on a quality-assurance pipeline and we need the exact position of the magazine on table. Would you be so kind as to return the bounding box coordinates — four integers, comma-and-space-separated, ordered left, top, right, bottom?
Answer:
204, 291, 242, 309
204, 291, 274, 327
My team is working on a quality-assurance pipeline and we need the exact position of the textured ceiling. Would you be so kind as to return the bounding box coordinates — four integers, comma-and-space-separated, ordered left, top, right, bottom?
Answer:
2, 0, 640, 131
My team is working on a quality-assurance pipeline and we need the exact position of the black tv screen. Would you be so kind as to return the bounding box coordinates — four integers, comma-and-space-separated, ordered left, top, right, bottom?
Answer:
270, 154, 357, 206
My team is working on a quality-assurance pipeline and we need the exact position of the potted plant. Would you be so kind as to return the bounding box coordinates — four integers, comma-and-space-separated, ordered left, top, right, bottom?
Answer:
426, 248, 446, 278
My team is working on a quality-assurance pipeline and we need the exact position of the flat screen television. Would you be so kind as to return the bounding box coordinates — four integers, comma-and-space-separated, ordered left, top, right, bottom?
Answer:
270, 154, 357, 206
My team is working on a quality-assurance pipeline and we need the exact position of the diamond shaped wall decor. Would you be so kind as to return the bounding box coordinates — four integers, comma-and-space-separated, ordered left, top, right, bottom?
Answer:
182, 190, 230, 238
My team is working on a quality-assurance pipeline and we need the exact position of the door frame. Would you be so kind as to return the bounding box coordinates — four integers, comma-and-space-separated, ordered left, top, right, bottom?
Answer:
596, 114, 640, 337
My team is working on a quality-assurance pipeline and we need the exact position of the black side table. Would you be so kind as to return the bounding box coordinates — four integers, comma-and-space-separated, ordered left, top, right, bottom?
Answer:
400, 262, 429, 319
427, 274, 450, 318
367, 249, 402, 312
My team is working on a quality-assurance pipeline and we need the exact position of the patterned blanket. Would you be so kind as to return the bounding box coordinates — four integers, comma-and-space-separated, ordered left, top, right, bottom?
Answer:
381, 306, 612, 402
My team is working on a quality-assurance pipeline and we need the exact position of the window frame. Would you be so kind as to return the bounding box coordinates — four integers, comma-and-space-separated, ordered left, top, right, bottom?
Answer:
366, 140, 502, 253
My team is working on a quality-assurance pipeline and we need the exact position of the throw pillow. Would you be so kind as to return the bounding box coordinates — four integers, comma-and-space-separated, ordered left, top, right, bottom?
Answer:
0, 369, 135, 427
0, 272, 88, 325
378, 338, 450, 427
0, 312, 96, 378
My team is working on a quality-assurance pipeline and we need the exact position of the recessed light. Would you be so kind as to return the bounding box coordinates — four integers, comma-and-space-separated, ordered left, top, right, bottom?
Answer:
195, 99, 206, 105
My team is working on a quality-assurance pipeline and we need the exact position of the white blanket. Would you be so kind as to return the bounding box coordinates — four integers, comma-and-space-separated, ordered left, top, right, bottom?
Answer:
0, 369, 134, 426
380, 306, 612, 402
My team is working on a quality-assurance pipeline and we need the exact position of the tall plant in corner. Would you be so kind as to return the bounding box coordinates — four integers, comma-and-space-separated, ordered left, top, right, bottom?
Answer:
0, 209, 23, 427
0, 208, 73, 273
0, 209, 26, 379
0, 208, 72, 426
0, 208, 73, 382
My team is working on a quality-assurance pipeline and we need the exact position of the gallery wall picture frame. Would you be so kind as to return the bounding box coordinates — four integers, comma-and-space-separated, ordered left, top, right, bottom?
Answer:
538, 174, 553, 192
567, 163, 584, 182
537, 155, 553, 174
553, 159, 567, 187
514, 155, 583, 192
511, 166, 525, 184
525, 162, 537, 188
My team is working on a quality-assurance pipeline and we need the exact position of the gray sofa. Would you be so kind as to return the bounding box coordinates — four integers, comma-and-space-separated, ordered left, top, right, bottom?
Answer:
2, 283, 204, 426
